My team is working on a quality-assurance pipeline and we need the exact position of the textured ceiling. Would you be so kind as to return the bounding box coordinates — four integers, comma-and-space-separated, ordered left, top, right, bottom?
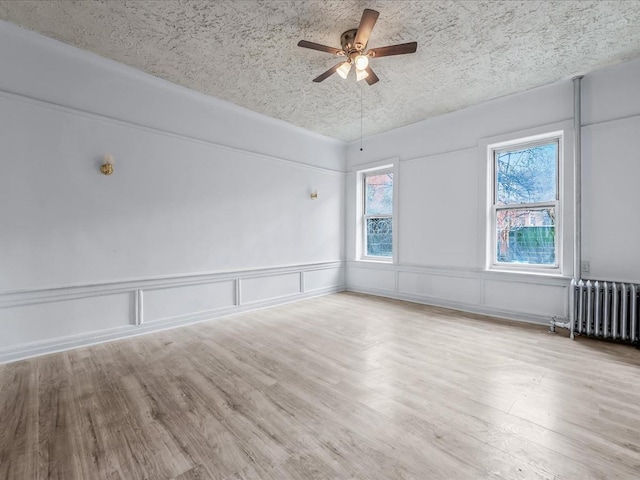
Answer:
1, 1, 640, 142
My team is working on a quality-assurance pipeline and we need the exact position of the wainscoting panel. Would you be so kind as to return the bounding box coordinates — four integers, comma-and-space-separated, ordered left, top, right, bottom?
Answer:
0, 261, 345, 364
143, 280, 236, 323
241, 272, 302, 305
398, 271, 481, 305
483, 279, 567, 318
0, 291, 134, 350
304, 267, 345, 293
347, 265, 396, 292
346, 261, 571, 325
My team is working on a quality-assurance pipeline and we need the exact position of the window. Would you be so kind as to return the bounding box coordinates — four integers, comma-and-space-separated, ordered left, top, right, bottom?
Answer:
362, 169, 393, 259
490, 136, 560, 270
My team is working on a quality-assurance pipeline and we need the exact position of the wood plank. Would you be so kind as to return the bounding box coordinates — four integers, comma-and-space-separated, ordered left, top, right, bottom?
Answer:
0, 292, 639, 479
0, 358, 38, 480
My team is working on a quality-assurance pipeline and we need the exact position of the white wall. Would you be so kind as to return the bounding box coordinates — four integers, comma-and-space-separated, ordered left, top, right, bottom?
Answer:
345, 57, 640, 323
581, 59, 640, 283
0, 22, 346, 362
3, 18, 639, 362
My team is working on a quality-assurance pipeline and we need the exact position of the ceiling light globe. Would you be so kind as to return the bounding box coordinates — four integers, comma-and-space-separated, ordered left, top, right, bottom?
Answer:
354, 55, 369, 71
356, 68, 369, 82
336, 61, 352, 79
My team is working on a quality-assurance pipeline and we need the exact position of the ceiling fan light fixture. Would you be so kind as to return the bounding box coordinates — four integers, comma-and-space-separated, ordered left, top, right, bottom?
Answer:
336, 61, 351, 79
354, 54, 369, 71
298, 9, 416, 85
356, 68, 369, 82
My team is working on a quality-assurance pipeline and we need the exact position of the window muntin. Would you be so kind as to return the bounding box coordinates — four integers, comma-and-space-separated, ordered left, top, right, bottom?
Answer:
363, 170, 393, 258
491, 139, 559, 269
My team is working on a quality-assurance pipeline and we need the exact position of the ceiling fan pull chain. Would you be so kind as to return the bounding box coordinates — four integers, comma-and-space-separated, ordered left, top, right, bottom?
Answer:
360, 83, 364, 152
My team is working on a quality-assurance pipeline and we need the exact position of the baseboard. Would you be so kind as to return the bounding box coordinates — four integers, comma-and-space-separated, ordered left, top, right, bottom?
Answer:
0, 285, 345, 364
0, 261, 346, 364
1, 273, 564, 364
346, 286, 563, 326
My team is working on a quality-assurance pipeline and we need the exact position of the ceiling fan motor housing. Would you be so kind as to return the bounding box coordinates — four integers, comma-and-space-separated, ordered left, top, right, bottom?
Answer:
340, 29, 365, 56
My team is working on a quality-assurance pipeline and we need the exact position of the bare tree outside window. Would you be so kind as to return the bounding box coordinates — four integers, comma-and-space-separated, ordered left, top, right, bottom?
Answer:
493, 141, 559, 266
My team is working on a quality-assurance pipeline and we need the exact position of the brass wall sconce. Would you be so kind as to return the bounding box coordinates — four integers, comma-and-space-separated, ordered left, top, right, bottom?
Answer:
310, 191, 318, 200
100, 154, 114, 175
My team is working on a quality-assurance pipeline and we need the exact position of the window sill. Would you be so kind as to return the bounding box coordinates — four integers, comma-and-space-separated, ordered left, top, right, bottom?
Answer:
486, 267, 569, 279
358, 257, 393, 264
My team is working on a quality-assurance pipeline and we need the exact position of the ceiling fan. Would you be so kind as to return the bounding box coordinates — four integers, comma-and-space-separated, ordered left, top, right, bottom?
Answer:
297, 9, 417, 85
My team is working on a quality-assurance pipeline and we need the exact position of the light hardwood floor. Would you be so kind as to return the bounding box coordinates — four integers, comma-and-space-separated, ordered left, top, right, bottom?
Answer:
1, 292, 640, 479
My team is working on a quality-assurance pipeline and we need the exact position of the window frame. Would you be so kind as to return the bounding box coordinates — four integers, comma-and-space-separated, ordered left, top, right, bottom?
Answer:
361, 167, 394, 261
353, 159, 398, 263
489, 133, 563, 273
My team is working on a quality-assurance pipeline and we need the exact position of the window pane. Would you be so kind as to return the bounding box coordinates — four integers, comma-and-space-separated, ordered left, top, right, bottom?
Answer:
366, 217, 392, 257
365, 173, 393, 215
496, 143, 557, 205
496, 207, 556, 265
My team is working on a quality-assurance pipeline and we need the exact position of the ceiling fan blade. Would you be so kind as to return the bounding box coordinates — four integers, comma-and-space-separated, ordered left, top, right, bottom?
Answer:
298, 40, 343, 55
364, 67, 379, 85
312, 62, 344, 83
368, 42, 418, 58
354, 9, 379, 49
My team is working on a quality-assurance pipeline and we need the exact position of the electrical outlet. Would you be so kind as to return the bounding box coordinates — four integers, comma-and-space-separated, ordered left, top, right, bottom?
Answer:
581, 261, 590, 274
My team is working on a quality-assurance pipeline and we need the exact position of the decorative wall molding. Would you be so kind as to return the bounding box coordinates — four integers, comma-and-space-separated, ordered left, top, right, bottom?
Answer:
0, 261, 344, 306
347, 261, 572, 287
0, 88, 346, 175
399, 145, 478, 165
348, 286, 559, 326
0, 261, 345, 364
135, 289, 143, 326
346, 261, 570, 326
582, 110, 640, 129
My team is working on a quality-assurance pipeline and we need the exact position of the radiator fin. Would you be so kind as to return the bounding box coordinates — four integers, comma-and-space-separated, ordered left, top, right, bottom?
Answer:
572, 279, 640, 344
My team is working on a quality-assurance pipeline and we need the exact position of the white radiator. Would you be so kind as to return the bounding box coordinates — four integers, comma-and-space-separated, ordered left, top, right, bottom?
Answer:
571, 279, 639, 343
